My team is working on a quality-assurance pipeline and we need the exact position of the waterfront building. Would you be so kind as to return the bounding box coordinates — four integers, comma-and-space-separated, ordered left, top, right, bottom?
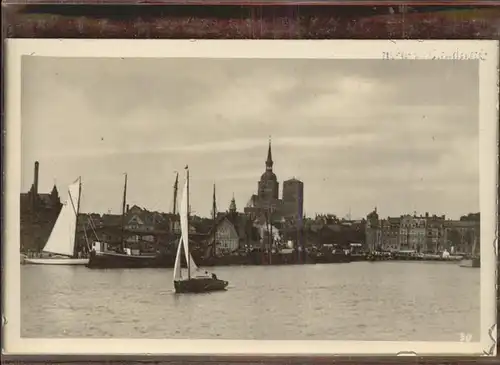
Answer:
443, 219, 479, 254
380, 217, 400, 251
211, 216, 240, 255
212, 197, 240, 255
306, 215, 365, 249
398, 214, 426, 252
424, 213, 446, 253
122, 205, 167, 245
20, 161, 62, 252
365, 208, 479, 254
365, 207, 381, 251
207, 196, 261, 255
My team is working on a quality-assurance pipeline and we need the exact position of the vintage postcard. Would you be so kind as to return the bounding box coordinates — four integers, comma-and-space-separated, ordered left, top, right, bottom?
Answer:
3, 39, 498, 356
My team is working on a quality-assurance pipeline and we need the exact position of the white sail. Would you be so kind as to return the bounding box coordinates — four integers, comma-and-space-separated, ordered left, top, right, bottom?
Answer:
187, 249, 199, 273
178, 168, 200, 277
179, 176, 190, 268
173, 236, 183, 282
42, 179, 81, 257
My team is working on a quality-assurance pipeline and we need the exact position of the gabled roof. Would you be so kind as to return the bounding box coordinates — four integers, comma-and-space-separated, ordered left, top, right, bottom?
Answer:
125, 208, 167, 227
206, 212, 255, 242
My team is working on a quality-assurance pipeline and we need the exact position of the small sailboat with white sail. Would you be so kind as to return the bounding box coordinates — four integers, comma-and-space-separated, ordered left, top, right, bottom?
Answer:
24, 177, 89, 265
173, 166, 228, 294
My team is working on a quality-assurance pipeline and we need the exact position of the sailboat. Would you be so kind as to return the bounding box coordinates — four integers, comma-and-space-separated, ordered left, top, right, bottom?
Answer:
173, 166, 228, 294
86, 173, 178, 269
24, 177, 89, 265
459, 233, 480, 268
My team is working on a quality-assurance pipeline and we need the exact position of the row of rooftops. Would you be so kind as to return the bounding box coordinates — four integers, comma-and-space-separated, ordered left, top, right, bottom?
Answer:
367, 207, 479, 223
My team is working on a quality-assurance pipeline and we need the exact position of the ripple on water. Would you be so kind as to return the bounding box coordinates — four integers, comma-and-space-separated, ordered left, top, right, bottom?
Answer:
21, 263, 480, 341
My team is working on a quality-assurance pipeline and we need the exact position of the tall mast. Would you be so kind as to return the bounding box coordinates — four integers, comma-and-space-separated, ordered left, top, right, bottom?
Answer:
72, 177, 82, 258
186, 165, 191, 280
186, 166, 191, 280
120, 173, 128, 252
267, 208, 272, 265
295, 217, 299, 263
380, 219, 384, 252
172, 172, 179, 215
406, 216, 410, 252
212, 183, 217, 257
261, 212, 266, 265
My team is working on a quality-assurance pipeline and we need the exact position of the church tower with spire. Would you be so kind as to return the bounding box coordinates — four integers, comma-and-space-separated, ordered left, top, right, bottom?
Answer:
229, 194, 237, 214
257, 137, 279, 204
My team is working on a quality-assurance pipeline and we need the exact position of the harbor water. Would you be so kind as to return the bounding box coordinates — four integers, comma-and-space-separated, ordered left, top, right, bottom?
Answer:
21, 262, 479, 341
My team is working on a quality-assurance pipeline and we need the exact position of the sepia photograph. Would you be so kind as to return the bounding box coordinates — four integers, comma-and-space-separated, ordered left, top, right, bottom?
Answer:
3, 39, 498, 356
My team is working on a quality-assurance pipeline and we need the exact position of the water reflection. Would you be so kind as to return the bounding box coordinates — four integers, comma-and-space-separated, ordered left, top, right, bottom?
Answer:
21, 262, 480, 341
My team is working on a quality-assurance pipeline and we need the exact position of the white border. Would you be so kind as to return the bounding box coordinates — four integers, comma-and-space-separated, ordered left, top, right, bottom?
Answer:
4, 39, 499, 356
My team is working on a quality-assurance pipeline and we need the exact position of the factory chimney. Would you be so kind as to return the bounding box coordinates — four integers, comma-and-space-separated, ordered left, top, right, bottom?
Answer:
34, 161, 39, 195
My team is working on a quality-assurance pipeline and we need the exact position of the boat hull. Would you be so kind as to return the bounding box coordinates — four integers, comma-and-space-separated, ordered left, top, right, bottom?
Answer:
24, 258, 89, 265
311, 253, 352, 264
86, 251, 174, 269
174, 277, 228, 293
86, 250, 317, 269
459, 257, 481, 268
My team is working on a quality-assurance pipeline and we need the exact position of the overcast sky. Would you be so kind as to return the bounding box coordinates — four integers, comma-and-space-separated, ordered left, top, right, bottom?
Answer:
21, 57, 479, 219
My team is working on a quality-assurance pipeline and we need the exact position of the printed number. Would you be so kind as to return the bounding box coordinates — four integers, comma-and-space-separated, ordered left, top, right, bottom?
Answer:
460, 333, 473, 342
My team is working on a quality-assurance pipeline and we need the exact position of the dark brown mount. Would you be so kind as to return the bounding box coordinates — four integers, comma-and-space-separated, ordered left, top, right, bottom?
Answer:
4, 5, 500, 39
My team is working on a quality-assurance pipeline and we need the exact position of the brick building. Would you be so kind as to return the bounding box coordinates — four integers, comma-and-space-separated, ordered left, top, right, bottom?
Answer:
244, 138, 304, 225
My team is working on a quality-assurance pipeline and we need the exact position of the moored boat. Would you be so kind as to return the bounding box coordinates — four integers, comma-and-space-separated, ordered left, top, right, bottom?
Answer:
87, 173, 181, 269
24, 257, 89, 265
88, 249, 172, 268
24, 177, 90, 266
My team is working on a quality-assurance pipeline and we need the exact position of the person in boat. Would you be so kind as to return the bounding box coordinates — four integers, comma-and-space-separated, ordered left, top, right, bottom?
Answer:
212, 273, 218, 280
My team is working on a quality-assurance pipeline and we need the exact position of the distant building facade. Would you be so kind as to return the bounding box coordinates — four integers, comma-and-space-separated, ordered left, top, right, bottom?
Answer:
399, 214, 426, 252
380, 217, 400, 251
443, 219, 480, 254
212, 217, 240, 255
365, 209, 479, 254
425, 213, 446, 253
207, 197, 261, 255
365, 208, 381, 251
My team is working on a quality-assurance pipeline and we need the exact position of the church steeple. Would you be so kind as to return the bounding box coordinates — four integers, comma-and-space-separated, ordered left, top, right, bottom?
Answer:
229, 193, 237, 214
266, 136, 273, 171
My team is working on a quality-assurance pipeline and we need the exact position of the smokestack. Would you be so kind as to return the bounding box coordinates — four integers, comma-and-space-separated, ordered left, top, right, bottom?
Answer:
34, 161, 39, 195
126, 204, 130, 213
